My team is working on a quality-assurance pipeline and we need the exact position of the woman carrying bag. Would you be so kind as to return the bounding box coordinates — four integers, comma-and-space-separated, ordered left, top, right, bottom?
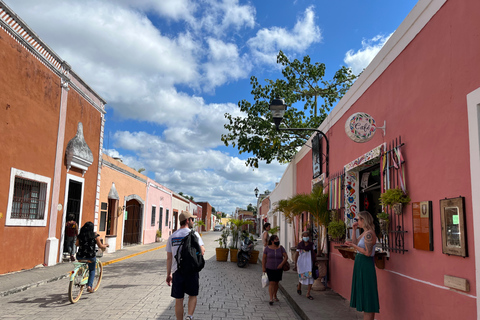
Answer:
262, 234, 288, 305
295, 231, 316, 300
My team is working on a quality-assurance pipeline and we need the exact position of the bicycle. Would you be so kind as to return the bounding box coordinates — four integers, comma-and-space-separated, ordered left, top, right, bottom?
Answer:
68, 257, 103, 303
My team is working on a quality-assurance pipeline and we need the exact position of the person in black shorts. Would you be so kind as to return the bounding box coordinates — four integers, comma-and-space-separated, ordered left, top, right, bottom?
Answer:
166, 211, 205, 320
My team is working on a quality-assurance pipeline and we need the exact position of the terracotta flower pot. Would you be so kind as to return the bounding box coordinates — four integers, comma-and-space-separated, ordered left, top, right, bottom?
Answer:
249, 250, 259, 264
229, 248, 238, 262
215, 248, 229, 261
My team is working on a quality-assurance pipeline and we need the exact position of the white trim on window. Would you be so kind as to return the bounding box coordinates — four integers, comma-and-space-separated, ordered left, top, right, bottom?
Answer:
6, 168, 51, 227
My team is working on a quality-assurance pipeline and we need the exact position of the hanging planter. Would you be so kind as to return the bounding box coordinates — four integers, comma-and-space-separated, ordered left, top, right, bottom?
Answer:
393, 203, 403, 215
379, 188, 411, 215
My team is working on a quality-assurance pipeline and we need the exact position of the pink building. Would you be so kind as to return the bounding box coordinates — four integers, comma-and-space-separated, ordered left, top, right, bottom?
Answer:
271, 0, 480, 318
144, 179, 173, 243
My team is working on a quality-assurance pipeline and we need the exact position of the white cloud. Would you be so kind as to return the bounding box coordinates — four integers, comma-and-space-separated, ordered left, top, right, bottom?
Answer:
247, 6, 321, 64
344, 33, 393, 74
202, 38, 252, 91
112, 0, 198, 22
194, 0, 256, 36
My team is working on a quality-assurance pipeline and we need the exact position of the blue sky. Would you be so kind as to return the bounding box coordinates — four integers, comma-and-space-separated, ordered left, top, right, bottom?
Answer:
6, 0, 417, 215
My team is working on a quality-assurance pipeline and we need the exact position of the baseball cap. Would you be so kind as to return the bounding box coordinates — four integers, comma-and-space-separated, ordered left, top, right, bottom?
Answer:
179, 211, 195, 222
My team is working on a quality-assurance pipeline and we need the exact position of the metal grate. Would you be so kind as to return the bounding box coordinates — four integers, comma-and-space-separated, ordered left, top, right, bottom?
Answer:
11, 177, 47, 219
379, 136, 408, 254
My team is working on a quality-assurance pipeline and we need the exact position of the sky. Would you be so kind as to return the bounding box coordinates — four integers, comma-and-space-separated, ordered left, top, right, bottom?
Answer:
5, 0, 418, 215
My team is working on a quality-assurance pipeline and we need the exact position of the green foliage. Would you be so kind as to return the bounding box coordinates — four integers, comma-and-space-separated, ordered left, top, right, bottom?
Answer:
221, 50, 357, 168
246, 203, 257, 215
215, 229, 230, 249
268, 226, 280, 235
379, 188, 411, 207
156, 229, 162, 238
229, 218, 253, 249
377, 212, 389, 222
327, 219, 346, 240
273, 185, 330, 249
194, 219, 206, 229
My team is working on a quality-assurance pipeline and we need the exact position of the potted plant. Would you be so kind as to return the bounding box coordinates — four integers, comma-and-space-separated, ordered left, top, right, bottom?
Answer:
379, 188, 411, 215
377, 212, 390, 235
156, 229, 162, 242
327, 219, 346, 241
248, 234, 259, 264
229, 218, 253, 262
215, 229, 230, 261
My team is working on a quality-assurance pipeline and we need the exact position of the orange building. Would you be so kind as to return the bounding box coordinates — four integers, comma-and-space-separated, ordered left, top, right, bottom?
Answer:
97, 155, 148, 252
0, 2, 106, 274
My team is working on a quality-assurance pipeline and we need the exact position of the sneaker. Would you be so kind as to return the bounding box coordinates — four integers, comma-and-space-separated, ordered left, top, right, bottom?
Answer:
185, 316, 194, 320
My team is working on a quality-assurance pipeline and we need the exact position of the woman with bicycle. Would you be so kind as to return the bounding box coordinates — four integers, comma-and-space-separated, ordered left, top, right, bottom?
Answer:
75, 221, 108, 293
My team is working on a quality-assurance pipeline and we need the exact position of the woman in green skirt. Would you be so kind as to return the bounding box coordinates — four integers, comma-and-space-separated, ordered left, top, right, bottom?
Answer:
345, 211, 379, 320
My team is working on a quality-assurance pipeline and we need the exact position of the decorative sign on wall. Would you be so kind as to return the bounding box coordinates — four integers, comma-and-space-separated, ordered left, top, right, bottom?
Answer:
345, 112, 377, 143
412, 201, 433, 251
440, 197, 467, 257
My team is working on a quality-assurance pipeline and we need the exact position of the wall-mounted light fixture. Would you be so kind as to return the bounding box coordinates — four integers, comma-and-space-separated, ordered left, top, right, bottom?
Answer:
269, 99, 329, 177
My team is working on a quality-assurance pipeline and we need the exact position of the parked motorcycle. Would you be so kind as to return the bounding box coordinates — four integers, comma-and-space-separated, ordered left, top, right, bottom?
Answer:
237, 236, 255, 268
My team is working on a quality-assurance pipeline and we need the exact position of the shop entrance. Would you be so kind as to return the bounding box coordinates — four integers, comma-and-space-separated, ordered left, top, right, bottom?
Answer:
359, 164, 381, 234
123, 200, 142, 246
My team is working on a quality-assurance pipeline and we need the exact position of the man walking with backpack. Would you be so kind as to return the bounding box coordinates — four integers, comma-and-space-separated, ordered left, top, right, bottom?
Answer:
166, 211, 205, 320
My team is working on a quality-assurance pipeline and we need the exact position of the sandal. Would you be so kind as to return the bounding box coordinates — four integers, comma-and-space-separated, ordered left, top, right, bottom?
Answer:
274, 298, 279, 302
307, 295, 314, 300
297, 289, 302, 295
269, 301, 273, 306
87, 286, 94, 293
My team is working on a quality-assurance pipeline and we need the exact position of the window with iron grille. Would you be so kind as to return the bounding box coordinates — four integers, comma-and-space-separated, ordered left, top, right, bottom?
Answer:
165, 209, 169, 227
151, 206, 156, 226
6, 168, 51, 227
11, 177, 47, 219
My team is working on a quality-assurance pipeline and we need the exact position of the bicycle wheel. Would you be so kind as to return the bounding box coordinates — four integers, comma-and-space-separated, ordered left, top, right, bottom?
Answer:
92, 260, 103, 292
68, 267, 85, 303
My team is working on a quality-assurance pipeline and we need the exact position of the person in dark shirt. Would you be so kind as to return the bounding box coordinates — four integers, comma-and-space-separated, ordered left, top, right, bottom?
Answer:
75, 221, 108, 293
65, 214, 78, 261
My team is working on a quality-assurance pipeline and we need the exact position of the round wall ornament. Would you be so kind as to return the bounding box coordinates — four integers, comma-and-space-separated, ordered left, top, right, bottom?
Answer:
345, 112, 377, 143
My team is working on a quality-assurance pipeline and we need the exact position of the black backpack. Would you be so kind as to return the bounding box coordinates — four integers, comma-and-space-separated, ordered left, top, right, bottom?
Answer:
175, 230, 205, 275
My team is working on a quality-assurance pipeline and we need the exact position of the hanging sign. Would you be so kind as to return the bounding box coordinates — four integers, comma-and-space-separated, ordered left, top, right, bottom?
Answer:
345, 112, 377, 143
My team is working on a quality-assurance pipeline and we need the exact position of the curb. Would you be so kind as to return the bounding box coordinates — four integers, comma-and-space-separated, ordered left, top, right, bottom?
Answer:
1, 244, 166, 297
278, 280, 309, 320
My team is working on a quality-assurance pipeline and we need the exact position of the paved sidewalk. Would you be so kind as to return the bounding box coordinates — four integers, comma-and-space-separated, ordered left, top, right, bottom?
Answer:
257, 245, 363, 320
0, 240, 167, 297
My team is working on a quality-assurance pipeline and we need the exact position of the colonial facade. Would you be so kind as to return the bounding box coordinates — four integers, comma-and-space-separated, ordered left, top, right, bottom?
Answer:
0, 1, 106, 273
265, 0, 480, 318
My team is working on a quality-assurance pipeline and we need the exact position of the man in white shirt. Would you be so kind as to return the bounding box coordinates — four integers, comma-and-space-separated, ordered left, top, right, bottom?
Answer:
166, 211, 205, 320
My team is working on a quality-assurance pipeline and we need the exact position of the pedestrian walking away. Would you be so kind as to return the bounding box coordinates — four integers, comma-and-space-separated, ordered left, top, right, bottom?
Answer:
295, 231, 316, 300
65, 214, 79, 262
262, 222, 271, 248
75, 221, 109, 293
262, 234, 288, 305
166, 211, 205, 320
345, 211, 380, 320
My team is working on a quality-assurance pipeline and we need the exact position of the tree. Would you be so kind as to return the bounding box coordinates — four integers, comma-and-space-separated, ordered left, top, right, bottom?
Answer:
222, 51, 356, 168
246, 203, 257, 215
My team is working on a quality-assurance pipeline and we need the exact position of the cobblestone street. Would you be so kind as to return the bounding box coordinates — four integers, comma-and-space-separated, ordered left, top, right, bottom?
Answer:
0, 233, 300, 320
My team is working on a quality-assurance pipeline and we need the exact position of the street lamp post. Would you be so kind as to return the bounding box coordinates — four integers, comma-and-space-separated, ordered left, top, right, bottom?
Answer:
269, 99, 329, 178
254, 187, 259, 198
